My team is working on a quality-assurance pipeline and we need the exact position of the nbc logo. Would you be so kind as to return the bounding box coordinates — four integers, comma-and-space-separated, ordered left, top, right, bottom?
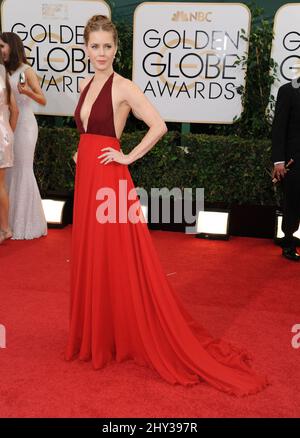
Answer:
42, 4, 68, 20
171, 10, 212, 22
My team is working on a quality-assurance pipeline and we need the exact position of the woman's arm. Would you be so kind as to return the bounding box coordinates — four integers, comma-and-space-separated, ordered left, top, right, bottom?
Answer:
99, 79, 167, 166
18, 67, 46, 106
9, 91, 19, 132
123, 79, 167, 164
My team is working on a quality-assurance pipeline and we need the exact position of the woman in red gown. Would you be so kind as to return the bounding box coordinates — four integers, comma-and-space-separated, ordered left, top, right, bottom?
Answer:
65, 15, 269, 396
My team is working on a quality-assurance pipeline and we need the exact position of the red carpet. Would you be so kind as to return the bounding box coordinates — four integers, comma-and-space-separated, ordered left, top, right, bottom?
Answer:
0, 227, 299, 417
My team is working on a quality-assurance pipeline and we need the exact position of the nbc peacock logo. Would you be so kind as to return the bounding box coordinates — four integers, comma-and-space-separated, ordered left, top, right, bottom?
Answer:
42, 3, 68, 20
171, 10, 212, 22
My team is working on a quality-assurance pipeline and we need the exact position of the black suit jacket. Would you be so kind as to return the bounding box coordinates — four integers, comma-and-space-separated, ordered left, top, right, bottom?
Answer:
272, 81, 300, 163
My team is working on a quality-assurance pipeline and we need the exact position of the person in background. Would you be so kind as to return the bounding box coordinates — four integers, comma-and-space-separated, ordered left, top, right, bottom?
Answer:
0, 32, 47, 240
272, 63, 300, 261
0, 50, 18, 244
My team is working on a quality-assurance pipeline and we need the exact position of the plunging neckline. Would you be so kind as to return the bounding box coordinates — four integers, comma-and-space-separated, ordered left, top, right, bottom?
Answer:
80, 71, 114, 134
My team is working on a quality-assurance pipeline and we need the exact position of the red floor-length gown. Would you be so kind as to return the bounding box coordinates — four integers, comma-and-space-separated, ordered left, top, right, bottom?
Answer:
65, 72, 269, 396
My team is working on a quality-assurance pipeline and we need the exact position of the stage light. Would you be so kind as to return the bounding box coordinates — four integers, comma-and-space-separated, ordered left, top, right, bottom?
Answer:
195, 210, 230, 240
42, 198, 67, 228
275, 212, 300, 240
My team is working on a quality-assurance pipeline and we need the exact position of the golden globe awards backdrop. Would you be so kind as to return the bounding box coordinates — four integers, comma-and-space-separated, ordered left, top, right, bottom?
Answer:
1, 0, 110, 116
270, 3, 300, 98
133, 2, 251, 124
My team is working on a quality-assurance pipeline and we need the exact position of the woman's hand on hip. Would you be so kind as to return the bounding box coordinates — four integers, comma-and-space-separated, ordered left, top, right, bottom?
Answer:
98, 147, 132, 165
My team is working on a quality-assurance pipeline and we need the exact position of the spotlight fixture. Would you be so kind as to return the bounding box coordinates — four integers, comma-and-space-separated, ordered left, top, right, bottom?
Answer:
195, 210, 230, 240
42, 199, 67, 228
41, 190, 74, 228
275, 211, 300, 244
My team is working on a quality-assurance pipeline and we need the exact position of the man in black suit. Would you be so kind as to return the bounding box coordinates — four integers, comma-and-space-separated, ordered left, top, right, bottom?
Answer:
272, 74, 300, 261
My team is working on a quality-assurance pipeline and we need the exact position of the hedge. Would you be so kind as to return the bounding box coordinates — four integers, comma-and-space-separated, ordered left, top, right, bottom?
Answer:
34, 127, 280, 206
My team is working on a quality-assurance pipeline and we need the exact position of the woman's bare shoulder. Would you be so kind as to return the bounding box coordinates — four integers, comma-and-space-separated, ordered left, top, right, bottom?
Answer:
23, 65, 36, 77
114, 72, 130, 85
23, 65, 40, 83
113, 73, 141, 96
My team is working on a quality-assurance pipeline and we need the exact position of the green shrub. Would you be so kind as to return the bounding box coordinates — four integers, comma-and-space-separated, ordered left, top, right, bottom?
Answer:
35, 127, 279, 206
